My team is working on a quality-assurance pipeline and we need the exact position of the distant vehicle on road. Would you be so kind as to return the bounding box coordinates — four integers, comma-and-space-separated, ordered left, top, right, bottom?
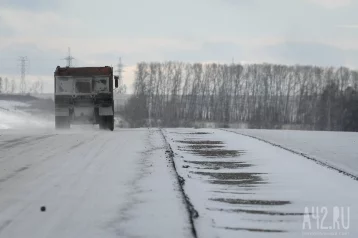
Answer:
54, 66, 119, 131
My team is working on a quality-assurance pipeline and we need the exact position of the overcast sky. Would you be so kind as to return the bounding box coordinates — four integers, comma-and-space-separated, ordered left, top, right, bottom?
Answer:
1, 0, 358, 93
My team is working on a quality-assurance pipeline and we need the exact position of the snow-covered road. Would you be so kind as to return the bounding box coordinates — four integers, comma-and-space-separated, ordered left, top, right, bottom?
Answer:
0, 128, 192, 238
1, 127, 358, 238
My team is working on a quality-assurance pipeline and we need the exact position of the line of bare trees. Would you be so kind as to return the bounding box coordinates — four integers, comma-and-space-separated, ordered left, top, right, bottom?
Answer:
0, 77, 44, 94
0, 77, 17, 94
123, 62, 358, 131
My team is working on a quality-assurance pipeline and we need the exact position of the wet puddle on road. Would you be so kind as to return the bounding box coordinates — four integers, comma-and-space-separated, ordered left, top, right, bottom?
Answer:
172, 132, 213, 135
216, 226, 287, 233
174, 132, 302, 234
176, 140, 224, 145
189, 149, 245, 158
193, 171, 267, 187
184, 161, 252, 170
211, 198, 291, 206
187, 144, 224, 149
177, 139, 245, 157
207, 207, 308, 216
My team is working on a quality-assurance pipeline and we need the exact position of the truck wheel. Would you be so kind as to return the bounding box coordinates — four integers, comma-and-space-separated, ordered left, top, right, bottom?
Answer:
99, 116, 108, 130
99, 116, 114, 131
99, 117, 106, 130
107, 116, 114, 131
55, 116, 70, 129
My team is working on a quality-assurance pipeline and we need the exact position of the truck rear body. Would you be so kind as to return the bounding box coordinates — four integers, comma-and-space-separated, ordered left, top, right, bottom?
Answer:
54, 66, 116, 130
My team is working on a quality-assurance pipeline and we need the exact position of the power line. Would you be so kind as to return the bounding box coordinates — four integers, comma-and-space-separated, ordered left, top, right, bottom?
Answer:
116, 57, 124, 81
18, 56, 28, 94
62, 47, 75, 67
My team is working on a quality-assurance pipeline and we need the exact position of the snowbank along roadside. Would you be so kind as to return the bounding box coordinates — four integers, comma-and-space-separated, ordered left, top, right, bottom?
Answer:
226, 129, 358, 179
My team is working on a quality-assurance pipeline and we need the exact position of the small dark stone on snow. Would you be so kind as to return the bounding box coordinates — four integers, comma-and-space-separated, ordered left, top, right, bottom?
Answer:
40, 206, 46, 212
182, 165, 190, 168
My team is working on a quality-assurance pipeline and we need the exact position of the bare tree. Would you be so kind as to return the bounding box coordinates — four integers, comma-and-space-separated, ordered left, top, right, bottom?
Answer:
123, 61, 358, 131
10, 79, 16, 93
40, 79, 44, 94
4, 78, 9, 93
29, 80, 41, 94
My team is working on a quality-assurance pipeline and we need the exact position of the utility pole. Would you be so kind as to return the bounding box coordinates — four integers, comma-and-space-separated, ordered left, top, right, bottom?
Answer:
115, 57, 126, 94
63, 47, 75, 67
115, 57, 124, 84
18, 56, 28, 94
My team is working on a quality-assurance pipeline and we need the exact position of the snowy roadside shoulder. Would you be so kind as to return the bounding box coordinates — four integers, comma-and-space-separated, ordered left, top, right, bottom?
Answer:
162, 128, 358, 238
111, 129, 194, 238
0, 100, 30, 111
0, 100, 53, 130
225, 129, 358, 179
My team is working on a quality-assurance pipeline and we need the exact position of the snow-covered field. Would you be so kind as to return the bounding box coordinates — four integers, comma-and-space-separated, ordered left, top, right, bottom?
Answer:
225, 129, 358, 178
163, 128, 358, 238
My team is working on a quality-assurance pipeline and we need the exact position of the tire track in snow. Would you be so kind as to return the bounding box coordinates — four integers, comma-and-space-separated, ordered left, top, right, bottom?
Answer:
0, 166, 30, 184
0, 137, 31, 149
0, 220, 11, 234
0, 135, 54, 149
160, 129, 198, 238
0, 132, 115, 235
112, 131, 154, 237
0, 135, 55, 161
221, 129, 358, 181
0, 133, 100, 186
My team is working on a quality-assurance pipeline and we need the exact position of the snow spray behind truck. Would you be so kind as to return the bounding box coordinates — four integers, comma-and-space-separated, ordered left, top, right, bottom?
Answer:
54, 66, 119, 131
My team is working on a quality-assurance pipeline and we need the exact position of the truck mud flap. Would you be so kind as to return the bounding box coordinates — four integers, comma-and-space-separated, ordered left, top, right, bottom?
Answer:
74, 107, 94, 117
55, 108, 70, 116
99, 107, 113, 116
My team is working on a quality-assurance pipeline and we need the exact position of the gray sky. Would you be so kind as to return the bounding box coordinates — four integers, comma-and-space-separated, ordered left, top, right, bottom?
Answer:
0, 0, 358, 93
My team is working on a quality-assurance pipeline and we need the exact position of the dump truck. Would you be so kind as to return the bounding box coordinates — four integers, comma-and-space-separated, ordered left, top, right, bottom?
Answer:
54, 66, 119, 131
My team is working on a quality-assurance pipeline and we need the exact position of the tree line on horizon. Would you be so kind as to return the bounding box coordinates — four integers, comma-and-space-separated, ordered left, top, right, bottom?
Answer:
0, 77, 44, 95
121, 61, 358, 131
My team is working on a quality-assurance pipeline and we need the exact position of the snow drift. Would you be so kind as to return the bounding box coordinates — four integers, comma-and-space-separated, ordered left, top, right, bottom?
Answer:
0, 100, 53, 130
